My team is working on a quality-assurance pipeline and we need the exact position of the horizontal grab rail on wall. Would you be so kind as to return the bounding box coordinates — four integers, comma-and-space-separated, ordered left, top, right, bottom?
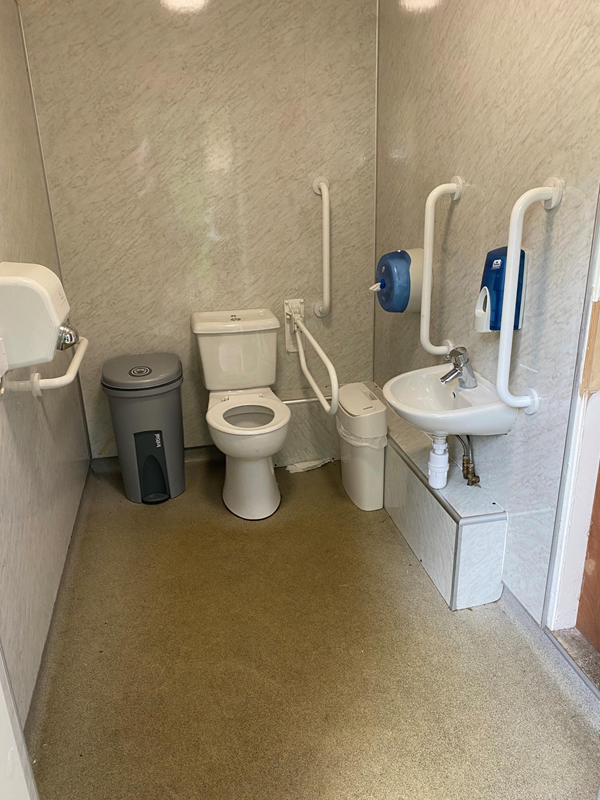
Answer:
1, 337, 89, 397
313, 176, 331, 318
420, 176, 464, 356
497, 178, 564, 415
286, 300, 339, 415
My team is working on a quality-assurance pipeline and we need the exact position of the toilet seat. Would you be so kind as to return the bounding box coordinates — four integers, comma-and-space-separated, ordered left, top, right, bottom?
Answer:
206, 392, 290, 436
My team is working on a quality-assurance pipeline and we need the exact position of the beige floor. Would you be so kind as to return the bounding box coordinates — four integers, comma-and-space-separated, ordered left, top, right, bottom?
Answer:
26, 458, 600, 800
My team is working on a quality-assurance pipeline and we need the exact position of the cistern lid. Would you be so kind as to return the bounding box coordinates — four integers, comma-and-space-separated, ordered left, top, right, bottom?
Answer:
191, 308, 280, 335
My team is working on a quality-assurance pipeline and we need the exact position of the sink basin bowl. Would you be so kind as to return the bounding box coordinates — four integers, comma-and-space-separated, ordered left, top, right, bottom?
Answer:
383, 365, 517, 436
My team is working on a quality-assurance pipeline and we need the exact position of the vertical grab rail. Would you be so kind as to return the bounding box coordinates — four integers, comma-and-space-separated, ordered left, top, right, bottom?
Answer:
420, 176, 464, 356
313, 176, 331, 318
286, 303, 339, 415
497, 177, 563, 415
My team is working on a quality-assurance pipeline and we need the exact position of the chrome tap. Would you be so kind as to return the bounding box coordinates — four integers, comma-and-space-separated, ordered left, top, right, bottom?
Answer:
440, 346, 477, 389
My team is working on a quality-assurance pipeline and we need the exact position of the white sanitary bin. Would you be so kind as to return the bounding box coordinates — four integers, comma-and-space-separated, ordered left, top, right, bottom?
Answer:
336, 383, 387, 511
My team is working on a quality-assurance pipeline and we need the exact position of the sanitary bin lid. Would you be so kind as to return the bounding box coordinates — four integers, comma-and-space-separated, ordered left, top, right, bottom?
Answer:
339, 383, 386, 417
337, 383, 387, 438
191, 308, 280, 334
101, 352, 182, 391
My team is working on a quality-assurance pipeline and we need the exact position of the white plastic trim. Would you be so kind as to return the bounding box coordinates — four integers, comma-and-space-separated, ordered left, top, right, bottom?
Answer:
1, 337, 88, 397
420, 177, 464, 355
496, 178, 564, 413
312, 176, 331, 318
0, 639, 39, 800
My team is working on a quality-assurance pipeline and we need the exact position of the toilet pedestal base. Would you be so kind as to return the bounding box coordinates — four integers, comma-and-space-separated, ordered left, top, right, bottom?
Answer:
222, 455, 281, 520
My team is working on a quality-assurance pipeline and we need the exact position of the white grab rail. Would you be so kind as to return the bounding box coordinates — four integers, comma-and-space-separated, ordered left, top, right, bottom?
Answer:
1, 337, 88, 397
497, 178, 563, 415
312, 176, 331, 318
420, 176, 464, 355
286, 302, 339, 415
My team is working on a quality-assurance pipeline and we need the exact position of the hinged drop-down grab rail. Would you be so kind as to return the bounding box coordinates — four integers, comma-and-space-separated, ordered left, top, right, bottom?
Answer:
285, 300, 339, 415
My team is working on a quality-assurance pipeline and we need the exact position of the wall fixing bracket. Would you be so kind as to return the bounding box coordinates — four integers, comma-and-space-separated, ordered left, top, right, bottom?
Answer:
284, 299, 304, 353
312, 176, 329, 195
450, 175, 465, 201
543, 177, 565, 210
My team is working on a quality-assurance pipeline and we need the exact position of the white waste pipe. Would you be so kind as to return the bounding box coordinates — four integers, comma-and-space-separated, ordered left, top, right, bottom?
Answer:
313, 176, 331, 318
496, 178, 563, 415
428, 435, 449, 489
420, 177, 464, 356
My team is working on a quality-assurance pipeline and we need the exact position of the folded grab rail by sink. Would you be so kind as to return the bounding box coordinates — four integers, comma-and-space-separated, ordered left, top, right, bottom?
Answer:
285, 299, 339, 415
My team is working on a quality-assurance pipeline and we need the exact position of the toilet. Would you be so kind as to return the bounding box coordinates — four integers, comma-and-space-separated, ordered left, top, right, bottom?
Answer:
191, 308, 291, 520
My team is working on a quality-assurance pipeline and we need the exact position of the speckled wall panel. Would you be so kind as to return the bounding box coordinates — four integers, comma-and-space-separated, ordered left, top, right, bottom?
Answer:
0, 0, 88, 721
19, 0, 377, 459
375, 0, 600, 621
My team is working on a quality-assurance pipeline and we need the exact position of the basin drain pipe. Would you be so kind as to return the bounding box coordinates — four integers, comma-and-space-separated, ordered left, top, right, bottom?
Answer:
428, 436, 449, 489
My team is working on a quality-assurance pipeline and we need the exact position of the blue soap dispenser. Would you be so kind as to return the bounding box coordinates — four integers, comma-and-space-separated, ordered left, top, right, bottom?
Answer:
474, 246, 527, 332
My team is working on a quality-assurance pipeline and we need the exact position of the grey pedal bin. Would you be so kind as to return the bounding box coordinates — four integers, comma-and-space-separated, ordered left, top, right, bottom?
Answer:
101, 353, 185, 504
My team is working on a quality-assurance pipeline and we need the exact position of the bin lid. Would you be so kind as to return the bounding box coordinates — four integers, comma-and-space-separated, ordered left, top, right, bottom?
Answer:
337, 383, 387, 438
101, 352, 182, 390
191, 308, 280, 335
339, 383, 386, 417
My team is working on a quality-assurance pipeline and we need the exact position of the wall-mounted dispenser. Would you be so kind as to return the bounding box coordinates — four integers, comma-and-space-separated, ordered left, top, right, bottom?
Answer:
370, 248, 423, 313
474, 247, 527, 333
0, 262, 87, 395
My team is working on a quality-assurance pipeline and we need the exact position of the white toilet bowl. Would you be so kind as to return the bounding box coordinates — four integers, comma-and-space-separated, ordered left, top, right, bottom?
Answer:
206, 388, 290, 519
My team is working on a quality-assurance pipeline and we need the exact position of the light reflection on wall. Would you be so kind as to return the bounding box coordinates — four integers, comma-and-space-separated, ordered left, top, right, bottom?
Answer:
160, 0, 209, 13
399, 0, 443, 13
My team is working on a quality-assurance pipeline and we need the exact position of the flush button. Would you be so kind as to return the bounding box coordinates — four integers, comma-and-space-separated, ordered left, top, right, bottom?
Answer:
129, 366, 152, 377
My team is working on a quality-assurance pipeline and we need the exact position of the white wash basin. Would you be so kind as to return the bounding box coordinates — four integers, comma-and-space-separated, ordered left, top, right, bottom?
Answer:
383, 365, 517, 436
